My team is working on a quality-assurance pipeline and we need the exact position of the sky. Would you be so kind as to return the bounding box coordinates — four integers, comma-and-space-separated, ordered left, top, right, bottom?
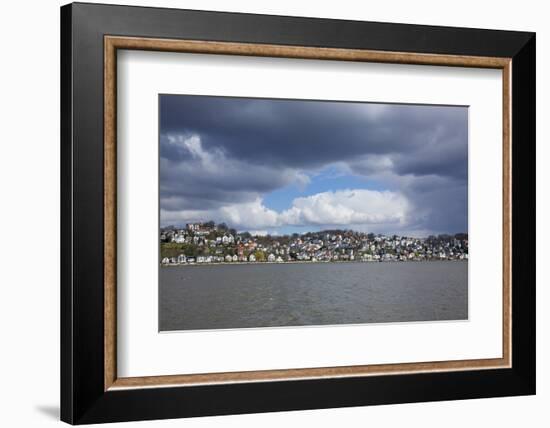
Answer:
159, 94, 468, 237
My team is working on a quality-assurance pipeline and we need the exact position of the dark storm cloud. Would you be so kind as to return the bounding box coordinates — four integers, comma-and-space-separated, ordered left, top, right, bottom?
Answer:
159, 95, 468, 234
161, 96, 467, 170
400, 175, 468, 234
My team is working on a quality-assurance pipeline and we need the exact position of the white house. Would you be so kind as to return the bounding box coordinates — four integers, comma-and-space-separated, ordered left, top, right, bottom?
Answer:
222, 234, 235, 244
232, 254, 238, 262
177, 254, 187, 264
225, 254, 233, 262
249, 254, 256, 262
267, 253, 276, 262
174, 234, 186, 244
161, 257, 170, 264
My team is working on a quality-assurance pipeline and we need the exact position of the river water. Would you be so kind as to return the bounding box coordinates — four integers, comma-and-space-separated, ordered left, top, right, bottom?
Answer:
159, 261, 468, 331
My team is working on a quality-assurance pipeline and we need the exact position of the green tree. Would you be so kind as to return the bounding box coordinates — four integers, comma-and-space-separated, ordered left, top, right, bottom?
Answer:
254, 250, 266, 262
240, 231, 251, 239
204, 220, 215, 229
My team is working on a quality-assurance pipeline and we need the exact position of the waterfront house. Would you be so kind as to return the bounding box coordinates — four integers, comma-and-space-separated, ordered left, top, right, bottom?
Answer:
267, 253, 276, 262
249, 254, 256, 262
232, 254, 238, 262
225, 254, 233, 262
161, 257, 170, 265
177, 254, 187, 264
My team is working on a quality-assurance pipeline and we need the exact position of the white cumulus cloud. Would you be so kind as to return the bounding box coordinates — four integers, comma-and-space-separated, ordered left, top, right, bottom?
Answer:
161, 189, 410, 231
280, 189, 409, 227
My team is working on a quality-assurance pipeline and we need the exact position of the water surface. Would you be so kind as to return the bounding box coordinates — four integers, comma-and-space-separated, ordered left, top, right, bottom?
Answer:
159, 261, 468, 331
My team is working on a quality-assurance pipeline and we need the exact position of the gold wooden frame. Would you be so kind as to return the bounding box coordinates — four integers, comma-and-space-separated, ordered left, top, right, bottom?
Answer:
104, 36, 512, 391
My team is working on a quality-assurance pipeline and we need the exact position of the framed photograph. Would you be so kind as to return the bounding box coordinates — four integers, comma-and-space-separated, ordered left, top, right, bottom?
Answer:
60, 2, 535, 424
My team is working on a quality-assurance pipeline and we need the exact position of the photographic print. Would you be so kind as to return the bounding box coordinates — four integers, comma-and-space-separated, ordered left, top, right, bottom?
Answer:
159, 95, 468, 331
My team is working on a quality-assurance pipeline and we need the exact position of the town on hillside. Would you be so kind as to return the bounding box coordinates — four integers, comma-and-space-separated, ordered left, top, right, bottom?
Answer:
160, 221, 468, 265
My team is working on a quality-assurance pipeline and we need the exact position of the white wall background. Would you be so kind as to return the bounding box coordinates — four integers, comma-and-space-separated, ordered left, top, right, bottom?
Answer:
0, 0, 546, 426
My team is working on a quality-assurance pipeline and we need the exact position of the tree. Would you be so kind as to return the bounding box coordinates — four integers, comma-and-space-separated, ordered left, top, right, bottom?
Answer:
185, 244, 198, 257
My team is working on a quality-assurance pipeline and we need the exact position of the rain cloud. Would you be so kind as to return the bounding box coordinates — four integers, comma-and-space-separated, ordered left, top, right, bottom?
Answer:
160, 95, 468, 236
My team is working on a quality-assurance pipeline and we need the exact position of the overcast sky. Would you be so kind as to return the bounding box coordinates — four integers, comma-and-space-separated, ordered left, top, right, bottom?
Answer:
159, 94, 468, 237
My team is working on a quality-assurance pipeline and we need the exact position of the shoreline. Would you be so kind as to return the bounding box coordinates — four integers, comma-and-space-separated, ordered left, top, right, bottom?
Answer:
160, 259, 468, 267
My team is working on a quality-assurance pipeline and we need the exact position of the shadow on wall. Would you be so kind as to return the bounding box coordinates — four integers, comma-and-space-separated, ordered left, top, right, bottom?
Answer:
35, 405, 59, 420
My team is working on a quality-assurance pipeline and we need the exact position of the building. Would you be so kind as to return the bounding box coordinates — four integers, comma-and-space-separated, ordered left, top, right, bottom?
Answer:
186, 222, 201, 232
222, 234, 235, 244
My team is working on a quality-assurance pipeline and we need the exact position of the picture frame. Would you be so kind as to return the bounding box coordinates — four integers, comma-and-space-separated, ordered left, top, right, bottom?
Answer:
61, 2, 535, 424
